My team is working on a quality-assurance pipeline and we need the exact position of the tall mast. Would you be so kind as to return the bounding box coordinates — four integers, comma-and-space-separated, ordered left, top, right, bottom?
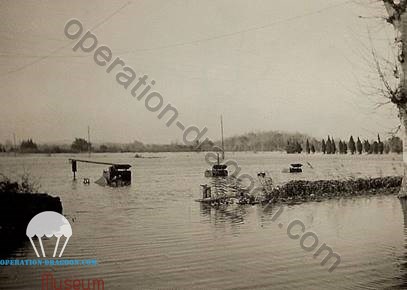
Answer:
220, 115, 225, 160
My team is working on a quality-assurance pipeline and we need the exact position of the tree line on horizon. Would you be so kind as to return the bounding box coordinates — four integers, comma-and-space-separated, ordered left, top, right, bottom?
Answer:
288, 135, 402, 155
0, 137, 216, 154
0, 131, 403, 154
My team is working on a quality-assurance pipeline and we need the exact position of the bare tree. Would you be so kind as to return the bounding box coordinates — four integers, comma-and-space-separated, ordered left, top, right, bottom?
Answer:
379, 0, 407, 196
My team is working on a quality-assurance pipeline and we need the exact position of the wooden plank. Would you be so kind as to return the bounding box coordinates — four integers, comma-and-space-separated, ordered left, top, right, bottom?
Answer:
68, 159, 131, 167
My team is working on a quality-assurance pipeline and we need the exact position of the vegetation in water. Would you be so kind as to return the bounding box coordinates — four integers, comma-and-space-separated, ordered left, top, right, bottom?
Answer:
0, 173, 40, 193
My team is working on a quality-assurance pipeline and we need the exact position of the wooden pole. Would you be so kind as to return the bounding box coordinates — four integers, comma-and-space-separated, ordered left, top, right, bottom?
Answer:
220, 115, 225, 160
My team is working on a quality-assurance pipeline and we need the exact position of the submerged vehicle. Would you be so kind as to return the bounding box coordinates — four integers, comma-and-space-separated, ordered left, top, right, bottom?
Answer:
69, 159, 132, 187
99, 164, 132, 186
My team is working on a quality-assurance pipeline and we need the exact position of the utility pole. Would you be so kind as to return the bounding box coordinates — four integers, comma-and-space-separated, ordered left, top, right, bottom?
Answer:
220, 115, 225, 160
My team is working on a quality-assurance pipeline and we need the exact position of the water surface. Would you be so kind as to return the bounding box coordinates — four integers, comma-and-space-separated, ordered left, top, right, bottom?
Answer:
0, 152, 405, 289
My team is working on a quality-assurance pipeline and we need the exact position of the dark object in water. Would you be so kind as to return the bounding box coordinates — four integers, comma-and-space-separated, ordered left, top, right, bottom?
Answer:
69, 159, 131, 187
258, 172, 273, 193
257, 172, 266, 178
196, 184, 219, 203
100, 164, 131, 187
83, 178, 90, 184
205, 116, 228, 177
205, 153, 228, 177
205, 164, 228, 177
289, 163, 303, 173
134, 154, 161, 159
201, 184, 212, 198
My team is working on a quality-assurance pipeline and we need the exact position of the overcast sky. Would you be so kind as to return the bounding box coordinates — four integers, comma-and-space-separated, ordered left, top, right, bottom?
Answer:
0, 0, 400, 144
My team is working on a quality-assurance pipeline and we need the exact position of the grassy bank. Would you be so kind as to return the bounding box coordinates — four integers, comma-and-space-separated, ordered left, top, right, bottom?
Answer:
0, 174, 63, 244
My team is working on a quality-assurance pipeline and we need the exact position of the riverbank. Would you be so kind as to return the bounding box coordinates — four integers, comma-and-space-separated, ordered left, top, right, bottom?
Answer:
0, 175, 63, 242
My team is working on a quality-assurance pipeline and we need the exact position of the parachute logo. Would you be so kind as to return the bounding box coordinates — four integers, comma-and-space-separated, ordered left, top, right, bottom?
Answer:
26, 211, 72, 258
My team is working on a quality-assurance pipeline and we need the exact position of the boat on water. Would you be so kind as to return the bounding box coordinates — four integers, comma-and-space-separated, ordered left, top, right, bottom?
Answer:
204, 116, 228, 177
281, 163, 304, 173
204, 153, 228, 177
289, 163, 303, 173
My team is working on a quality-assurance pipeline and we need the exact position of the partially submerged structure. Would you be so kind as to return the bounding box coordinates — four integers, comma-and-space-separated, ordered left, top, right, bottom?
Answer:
197, 172, 272, 206
204, 153, 228, 177
204, 116, 228, 177
69, 159, 132, 187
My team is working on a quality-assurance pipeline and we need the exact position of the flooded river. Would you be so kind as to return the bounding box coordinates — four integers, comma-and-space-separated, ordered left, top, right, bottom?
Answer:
0, 152, 406, 289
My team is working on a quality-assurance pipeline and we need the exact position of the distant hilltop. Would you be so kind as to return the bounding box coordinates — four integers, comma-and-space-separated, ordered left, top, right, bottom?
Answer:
222, 131, 316, 152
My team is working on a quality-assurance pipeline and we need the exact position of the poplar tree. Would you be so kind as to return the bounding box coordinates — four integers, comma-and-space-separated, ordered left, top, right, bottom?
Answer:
378, 134, 384, 154
356, 137, 363, 154
306, 139, 310, 154
332, 138, 336, 154
326, 136, 332, 154
363, 140, 371, 154
348, 136, 356, 154
338, 140, 344, 154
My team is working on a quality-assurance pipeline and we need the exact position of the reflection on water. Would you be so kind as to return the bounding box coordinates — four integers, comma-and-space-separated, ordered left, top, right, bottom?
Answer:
200, 203, 247, 225
0, 152, 406, 289
207, 176, 241, 196
395, 198, 407, 289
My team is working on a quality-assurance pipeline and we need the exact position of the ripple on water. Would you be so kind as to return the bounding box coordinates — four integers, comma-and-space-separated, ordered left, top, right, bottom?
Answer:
0, 153, 406, 289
